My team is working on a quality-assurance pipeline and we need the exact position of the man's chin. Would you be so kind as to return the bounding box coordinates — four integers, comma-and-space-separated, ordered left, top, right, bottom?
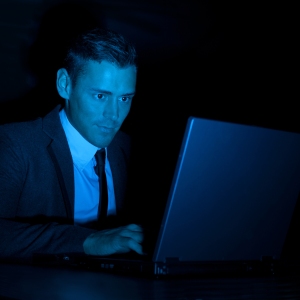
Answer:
94, 132, 117, 148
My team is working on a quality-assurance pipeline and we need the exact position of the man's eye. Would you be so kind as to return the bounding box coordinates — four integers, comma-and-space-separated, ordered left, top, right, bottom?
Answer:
97, 94, 104, 99
120, 96, 131, 102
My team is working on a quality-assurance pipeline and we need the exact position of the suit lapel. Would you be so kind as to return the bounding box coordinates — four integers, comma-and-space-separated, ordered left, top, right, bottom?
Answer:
42, 106, 75, 221
107, 134, 129, 215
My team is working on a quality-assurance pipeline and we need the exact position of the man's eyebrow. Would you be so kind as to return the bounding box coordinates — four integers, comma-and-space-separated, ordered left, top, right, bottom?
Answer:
122, 92, 136, 96
89, 89, 135, 96
90, 89, 112, 95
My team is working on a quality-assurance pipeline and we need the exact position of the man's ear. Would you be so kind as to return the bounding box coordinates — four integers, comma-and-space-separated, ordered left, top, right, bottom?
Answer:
56, 68, 72, 100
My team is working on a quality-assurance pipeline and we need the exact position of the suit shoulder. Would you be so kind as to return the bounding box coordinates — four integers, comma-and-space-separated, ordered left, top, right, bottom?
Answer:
0, 118, 43, 141
113, 131, 131, 148
0, 118, 42, 136
108, 131, 131, 160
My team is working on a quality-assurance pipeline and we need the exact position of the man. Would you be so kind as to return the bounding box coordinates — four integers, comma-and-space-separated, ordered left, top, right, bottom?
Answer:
0, 28, 143, 261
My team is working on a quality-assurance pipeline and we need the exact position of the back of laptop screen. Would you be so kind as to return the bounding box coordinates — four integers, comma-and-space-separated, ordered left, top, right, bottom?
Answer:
153, 117, 300, 262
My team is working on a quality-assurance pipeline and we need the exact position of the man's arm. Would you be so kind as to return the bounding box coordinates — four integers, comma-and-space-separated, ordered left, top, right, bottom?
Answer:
0, 218, 97, 261
0, 127, 96, 261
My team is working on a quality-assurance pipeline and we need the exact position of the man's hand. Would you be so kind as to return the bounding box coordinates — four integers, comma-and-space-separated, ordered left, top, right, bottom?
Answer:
83, 224, 144, 256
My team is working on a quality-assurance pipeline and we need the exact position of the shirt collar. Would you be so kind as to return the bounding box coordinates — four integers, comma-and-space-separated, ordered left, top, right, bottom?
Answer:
59, 109, 100, 170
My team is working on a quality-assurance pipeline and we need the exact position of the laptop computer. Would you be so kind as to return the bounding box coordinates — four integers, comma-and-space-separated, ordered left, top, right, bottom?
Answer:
34, 117, 300, 276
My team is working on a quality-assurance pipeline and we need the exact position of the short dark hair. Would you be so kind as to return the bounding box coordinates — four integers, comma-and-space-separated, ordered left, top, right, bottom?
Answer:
63, 28, 137, 84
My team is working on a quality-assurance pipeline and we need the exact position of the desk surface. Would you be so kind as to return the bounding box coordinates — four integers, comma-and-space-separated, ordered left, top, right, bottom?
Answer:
1, 263, 300, 300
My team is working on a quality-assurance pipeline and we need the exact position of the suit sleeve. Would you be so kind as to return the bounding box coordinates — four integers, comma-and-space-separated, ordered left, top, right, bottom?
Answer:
0, 128, 97, 262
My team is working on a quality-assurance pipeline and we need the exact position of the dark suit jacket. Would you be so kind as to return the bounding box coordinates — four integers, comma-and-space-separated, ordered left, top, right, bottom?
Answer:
0, 106, 131, 261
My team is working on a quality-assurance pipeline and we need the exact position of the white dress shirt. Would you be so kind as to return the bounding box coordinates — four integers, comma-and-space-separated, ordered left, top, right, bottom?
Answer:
59, 109, 116, 226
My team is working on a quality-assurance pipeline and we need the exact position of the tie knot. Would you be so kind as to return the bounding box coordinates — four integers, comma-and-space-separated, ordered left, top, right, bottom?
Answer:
94, 148, 106, 176
95, 148, 105, 163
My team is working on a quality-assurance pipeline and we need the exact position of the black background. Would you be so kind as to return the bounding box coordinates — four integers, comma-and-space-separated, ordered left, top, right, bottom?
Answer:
0, 0, 298, 238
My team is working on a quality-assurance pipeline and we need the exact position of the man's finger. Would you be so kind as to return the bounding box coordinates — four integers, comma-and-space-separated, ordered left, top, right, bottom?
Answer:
113, 234, 144, 254
126, 224, 143, 232
127, 238, 144, 255
119, 228, 143, 240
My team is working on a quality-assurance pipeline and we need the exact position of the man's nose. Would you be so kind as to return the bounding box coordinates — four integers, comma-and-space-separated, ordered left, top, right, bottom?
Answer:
103, 99, 118, 121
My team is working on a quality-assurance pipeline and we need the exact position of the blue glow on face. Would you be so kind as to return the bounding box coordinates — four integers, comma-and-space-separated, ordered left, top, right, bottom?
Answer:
64, 60, 136, 148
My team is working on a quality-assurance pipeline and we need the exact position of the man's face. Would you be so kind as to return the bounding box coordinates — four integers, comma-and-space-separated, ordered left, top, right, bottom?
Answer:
65, 60, 136, 148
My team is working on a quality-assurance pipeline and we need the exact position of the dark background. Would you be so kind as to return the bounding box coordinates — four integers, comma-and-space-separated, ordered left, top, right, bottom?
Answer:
0, 0, 298, 230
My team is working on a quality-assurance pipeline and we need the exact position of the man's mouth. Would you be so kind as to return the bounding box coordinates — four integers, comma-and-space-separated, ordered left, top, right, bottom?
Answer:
98, 126, 116, 133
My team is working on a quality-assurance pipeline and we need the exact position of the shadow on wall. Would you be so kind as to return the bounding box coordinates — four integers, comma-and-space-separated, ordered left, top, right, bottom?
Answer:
0, 2, 102, 124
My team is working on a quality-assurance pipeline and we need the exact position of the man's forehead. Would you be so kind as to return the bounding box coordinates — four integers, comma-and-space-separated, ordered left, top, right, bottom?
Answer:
75, 60, 136, 93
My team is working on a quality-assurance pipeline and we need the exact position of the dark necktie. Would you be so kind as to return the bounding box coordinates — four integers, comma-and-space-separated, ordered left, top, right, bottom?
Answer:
94, 149, 108, 219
